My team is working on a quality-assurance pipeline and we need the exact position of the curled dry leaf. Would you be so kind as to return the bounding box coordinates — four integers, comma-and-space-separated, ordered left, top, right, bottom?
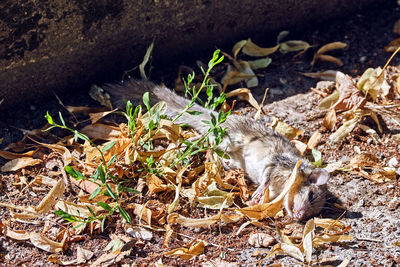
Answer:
300, 70, 338, 81
271, 118, 304, 140
234, 60, 258, 88
307, 131, 322, 150
164, 241, 206, 260
385, 38, 400, 52
81, 123, 122, 140
226, 88, 261, 112
349, 153, 381, 169
279, 40, 311, 54
0, 149, 38, 160
311, 41, 347, 67
1, 157, 42, 172
196, 182, 235, 209
167, 212, 243, 228
331, 72, 366, 111
238, 160, 301, 220
329, 113, 361, 144
221, 67, 256, 91
35, 179, 65, 214
322, 109, 337, 131
30, 232, 65, 253
89, 108, 118, 124
241, 38, 280, 57
302, 218, 315, 263
248, 233, 275, 248
267, 243, 304, 262
357, 67, 386, 100
292, 140, 307, 155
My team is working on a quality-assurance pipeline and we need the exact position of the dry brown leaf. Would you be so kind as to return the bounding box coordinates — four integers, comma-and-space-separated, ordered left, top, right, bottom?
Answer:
279, 40, 311, 54
239, 160, 301, 219
81, 123, 121, 140
248, 233, 275, 248
34, 141, 72, 165
1, 157, 42, 172
167, 212, 243, 228
164, 241, 206, 260
271, 118, 304, 140
89, 109, 118, 124
49, 247, 94, 265
267, 243, 304, 262
302, 218, 315, 263
55, 200, 101, 218
35, 179, 65, 214
331, 72, 366, 111
146, 174, 169, 193
4, 228, 31, 240
128, 203, 153, 225
323, 109, 337, 131
312, 234, 353, 246
226, 88, 261, 112
349, 153, 381, 169
292, 140, 307, 155
242, 38, 280, 57
0, 149, 38, 160
300, 70, 338, 81
314, 218, 346, 232
307, 131, 322, 150
311, 42, 347, 67
232, 39, 247, 58
30, 232, 65, 253
385, 38, 400, 52
221, 68, 256, 91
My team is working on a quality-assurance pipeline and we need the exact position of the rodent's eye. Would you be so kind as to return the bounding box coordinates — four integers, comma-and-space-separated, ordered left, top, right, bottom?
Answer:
308, 191, 315, 203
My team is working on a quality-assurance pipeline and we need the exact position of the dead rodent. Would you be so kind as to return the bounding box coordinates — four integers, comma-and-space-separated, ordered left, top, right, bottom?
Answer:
104, 80, 330, 221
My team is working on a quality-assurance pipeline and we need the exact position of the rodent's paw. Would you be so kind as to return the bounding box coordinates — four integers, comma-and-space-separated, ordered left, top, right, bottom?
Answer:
248, 184, 267, 205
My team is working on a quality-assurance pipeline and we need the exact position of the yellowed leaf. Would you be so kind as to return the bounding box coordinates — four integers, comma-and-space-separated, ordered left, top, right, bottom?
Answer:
311, 42, 347, 67
239, 160, 301, 219
307, 131, 322, 150
81, 123, 121, 140
271, 118, 304, 140
329, 113, 361, 144
30, 232, 65, 253
242, 38, 280, 57
164, 241, 206, 260
314, 218, 345, 231
267, 243, 304, 262
248, 57, 272, 70
89, 109, 118, 124
0, 149, 38, 160
226, 88, 261, 111
167, 212, 243, 228
279, 40, 311, 54
302, 218, 315, 263
313, 234, 353, 246
349, 153, 380, 169
221, 68, 256, 91
232, 39, 248, 58
300, 70, 338, 81
35, 179, 65, 214
318, 90, 340, 110
385, 38, 400, 52
322, 109, 337, 131
1, 157, 42, 172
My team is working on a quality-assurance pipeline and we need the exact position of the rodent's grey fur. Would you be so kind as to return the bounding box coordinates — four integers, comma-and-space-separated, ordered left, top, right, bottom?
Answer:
104, 80, 330, 220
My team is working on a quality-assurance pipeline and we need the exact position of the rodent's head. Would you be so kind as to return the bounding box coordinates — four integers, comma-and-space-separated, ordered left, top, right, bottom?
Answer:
284, 165, 330, 221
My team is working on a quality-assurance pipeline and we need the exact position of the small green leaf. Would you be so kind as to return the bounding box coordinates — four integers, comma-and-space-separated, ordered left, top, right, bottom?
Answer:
214, 149, 230, 159
107, 154, 118, 167
143, 92, 151, 111
89, 187, 101, 200
65, 166, 85, 180
102, 141, 116, 152
97, 202, 113, 211
98, 165, 106, 183
58, 112, 66, 126
106, 184, 117, 200
118, 206, 132, 224
311, 149, 323, 167
45, 112, 54, 125
87, 206, 96, 217
121, 186, 141, 194
55, 210, 77, 222
187, 110, 203, 116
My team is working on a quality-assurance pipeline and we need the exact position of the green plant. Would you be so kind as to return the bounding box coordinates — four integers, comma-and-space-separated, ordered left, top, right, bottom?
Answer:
171, 50, 231, 167
45, 112, 138, 231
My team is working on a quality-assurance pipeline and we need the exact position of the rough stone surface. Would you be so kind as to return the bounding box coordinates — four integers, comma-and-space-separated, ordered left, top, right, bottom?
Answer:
0, 0, 387, 110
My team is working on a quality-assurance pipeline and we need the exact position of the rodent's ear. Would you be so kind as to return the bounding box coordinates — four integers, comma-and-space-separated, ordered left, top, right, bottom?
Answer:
308, 168, 330, 185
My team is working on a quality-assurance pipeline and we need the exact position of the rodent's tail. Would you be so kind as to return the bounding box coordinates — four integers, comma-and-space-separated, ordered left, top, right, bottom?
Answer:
103, 80, 213, 133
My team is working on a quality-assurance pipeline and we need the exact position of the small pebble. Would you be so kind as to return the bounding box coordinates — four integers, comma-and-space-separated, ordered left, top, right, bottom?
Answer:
387, 157, 398, 168
359, 56, 367, 63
